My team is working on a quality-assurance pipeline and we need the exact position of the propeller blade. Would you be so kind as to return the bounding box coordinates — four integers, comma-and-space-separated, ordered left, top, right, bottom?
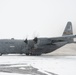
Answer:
33, 37, 38, 44
24, 38, 28, 44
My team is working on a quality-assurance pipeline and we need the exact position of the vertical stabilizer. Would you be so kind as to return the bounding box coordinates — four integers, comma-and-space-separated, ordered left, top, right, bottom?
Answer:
63, 22, 73, 36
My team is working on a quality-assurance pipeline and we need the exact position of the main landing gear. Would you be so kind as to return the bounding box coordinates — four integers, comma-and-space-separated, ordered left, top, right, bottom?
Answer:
25, 53, 41, 56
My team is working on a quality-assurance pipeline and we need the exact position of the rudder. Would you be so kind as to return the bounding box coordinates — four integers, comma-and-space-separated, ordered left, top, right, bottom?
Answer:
63, 22, 73, 36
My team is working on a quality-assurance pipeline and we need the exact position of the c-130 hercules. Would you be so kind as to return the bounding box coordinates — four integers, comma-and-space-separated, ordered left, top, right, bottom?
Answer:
0, 22, 76, 56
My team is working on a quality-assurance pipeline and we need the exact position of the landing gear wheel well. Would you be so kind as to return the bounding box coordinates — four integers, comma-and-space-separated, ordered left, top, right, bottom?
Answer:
0, 53, 2, 56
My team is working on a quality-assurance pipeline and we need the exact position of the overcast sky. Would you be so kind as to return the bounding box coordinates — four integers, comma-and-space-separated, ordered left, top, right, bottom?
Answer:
0, 0, 76, 39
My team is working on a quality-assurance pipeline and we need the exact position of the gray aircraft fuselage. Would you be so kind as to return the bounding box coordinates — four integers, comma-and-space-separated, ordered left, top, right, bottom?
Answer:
0, 21, 75, 56
0, 38, 68, 56
0, 39, 25, 54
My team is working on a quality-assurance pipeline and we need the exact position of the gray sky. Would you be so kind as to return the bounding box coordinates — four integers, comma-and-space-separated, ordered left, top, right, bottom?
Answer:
0, 0, 76, 39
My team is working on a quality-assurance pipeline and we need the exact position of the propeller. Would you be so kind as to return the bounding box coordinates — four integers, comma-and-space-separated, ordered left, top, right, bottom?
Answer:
24, 38, 28, 44
33, 37, 38, 44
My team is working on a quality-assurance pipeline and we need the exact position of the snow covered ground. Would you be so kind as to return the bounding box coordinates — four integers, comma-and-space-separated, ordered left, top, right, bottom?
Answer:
0, 55, 76, 75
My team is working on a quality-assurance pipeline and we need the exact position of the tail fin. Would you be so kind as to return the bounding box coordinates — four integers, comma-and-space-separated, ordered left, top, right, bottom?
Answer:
63, 21, 74, 43
63, 22, 73, 36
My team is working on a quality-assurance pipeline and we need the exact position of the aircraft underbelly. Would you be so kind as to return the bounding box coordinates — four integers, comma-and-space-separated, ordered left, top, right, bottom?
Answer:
44, 42, 67, 53
36, 42, 67, 54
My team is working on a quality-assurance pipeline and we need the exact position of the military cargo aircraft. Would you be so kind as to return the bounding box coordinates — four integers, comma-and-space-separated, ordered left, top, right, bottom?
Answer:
0, 22, 76, 56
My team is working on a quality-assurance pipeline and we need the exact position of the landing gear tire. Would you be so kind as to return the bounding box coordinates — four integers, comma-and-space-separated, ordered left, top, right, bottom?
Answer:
26, 53, 29, 56
36, 54, 41, 56
30, 53, 41, 56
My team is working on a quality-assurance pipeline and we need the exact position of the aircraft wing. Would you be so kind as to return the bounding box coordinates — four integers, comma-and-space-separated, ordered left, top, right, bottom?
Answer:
47, 35, 76, 43
37, 35, 76, 44
50, 35, 76, 40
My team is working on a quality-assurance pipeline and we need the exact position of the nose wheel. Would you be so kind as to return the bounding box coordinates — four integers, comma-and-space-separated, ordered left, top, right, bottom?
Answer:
0, 53, 2, 56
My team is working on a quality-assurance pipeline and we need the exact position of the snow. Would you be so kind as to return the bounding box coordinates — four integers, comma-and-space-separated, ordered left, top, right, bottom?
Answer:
0, 55, 76, 75
0, 72, 23, 75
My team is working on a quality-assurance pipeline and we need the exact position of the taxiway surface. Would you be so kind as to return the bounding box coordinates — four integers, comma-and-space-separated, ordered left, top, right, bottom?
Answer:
0, 54, 76, 75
